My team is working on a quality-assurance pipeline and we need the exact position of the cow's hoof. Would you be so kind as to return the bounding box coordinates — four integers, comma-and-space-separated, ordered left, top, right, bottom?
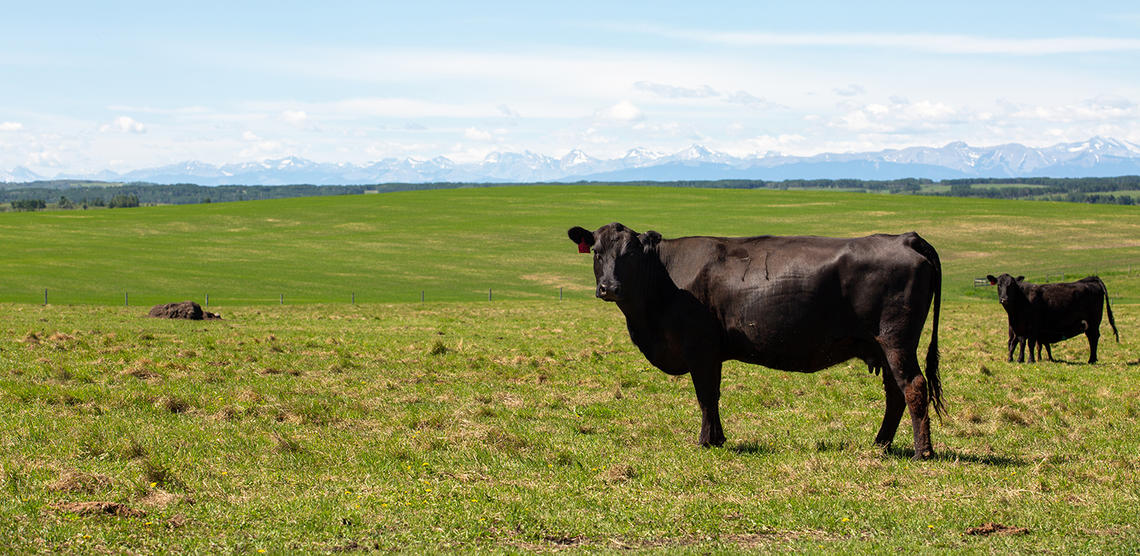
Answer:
912, 448, 935, 461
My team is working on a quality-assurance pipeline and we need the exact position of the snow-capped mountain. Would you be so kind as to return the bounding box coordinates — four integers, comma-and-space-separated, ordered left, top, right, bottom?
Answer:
0, 166, 42, 183
5, 137, 1140, 185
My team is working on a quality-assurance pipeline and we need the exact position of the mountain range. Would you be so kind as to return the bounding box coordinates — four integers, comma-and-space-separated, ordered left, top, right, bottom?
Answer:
4, 137, 1140, 185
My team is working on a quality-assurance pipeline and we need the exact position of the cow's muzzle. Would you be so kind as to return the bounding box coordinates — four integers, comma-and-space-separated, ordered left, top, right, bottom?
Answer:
596, 281, 622, 302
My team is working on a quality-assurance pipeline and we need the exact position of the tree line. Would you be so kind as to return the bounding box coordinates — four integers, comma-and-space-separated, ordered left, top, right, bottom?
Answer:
1, 176, 1138, 210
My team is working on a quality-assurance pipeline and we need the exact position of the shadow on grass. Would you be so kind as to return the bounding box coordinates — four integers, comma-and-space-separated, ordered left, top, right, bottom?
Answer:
882, 445, 1027, 467
728, 441, 779, 456
1011, 357, 1083, 366
723, 440, 1026, 467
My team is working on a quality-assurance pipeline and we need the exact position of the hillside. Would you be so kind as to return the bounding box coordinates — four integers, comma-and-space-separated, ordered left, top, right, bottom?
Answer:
1, 185, 1138, 305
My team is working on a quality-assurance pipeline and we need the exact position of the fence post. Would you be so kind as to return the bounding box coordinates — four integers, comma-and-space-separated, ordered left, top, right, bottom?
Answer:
205, 293, 209, 307
489, 288, 492, 302
125, 292, 128, 306
352, 292, 355, 304
421, 290, 424, 303
280, 294, 284, 305
44, 289, 47, 306
559, 287, 563, 301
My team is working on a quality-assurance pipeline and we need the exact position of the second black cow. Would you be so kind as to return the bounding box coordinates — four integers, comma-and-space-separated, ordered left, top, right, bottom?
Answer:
568, 223, 944, 459
987, 273, 1119, 363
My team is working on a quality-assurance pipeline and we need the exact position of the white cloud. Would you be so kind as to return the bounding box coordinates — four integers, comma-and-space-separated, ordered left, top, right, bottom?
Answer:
634, 81, 776, 110
596, 100, 644, 123
100, 116, 146, 133
622, 24, 1140, 55
464, 127, 493, 141
831, 98, 966, 132
282, 110, 308, 124
0, 122, 23, 131
26, 149, 64, 168
732, 134, 809, 156
242, 131, 260, 141
497, 104, 520, 118
238, 139, 286, 159
724, 90, 773, 108
634, 81, 718, 99
834, 84, 866, 97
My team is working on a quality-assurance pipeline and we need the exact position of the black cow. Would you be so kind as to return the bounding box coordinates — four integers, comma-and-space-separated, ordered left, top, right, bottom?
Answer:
986, 273, 1119, 363
568, 223, 944, 460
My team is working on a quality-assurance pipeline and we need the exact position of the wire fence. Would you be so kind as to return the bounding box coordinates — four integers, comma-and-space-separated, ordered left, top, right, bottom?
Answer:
14, 263, 1140, 307
23, 287, 589, 308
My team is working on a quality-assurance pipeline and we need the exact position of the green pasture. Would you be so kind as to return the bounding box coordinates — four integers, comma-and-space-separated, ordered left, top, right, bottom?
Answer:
2, 185, 1139, 305
2, 301, 1138, 553
2, 186, 1140, 552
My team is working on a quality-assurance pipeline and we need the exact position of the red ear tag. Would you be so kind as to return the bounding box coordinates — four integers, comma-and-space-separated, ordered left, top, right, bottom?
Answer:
578, 241, 590, 253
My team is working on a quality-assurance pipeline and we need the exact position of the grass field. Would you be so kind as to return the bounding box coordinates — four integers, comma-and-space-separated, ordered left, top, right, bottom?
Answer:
2, 185, 1139, 305
2, 186, 1140, 552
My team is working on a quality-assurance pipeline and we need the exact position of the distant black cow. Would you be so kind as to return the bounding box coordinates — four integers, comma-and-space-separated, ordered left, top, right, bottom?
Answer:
568, 223, 944, 459
986, 274, 1119, 363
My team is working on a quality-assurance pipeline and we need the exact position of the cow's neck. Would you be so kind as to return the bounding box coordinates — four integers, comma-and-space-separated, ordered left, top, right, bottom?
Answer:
614, 250, 680, 339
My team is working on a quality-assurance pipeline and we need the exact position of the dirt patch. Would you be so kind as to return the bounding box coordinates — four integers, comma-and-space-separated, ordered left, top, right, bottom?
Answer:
965, 522, 1029, 536
51, 501, 146, 518
521, 273, 579, 288
139, 489, 191, 509
599, 464, 638, 483
165, 513, 189, 530
122, 358, 160, 380
48, 470, 112, 494
148, 301, 221, 320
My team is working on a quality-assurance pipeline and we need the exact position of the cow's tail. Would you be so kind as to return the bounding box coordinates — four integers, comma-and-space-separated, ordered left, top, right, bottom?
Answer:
1095, 276, 1119, 343
911, 234, 944, 418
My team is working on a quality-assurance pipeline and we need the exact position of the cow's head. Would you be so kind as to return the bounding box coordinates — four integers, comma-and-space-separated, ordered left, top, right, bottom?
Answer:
986, 273, 1026, 307
568, 223, 661, 302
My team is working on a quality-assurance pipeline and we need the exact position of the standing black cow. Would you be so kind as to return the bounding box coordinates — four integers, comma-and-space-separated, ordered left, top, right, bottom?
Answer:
568, 223, 944, 460
986, 273, 1119, 363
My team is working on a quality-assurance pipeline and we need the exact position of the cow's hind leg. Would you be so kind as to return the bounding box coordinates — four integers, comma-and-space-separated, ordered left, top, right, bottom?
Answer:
1087, 330, 1100, 364
690, 363, 725, 447
874, 368, 906, 450
884, 347, 934, 460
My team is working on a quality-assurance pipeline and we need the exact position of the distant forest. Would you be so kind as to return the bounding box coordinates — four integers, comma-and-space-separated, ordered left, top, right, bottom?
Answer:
1, 176, 1138, 210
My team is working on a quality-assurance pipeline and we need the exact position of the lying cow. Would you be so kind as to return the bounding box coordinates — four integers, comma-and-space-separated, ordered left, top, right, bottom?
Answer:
987, 274, 1119, 363
568, 223, 944, 459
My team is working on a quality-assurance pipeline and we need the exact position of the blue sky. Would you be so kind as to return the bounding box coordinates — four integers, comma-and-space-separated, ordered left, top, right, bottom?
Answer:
3, 1, 1140, 175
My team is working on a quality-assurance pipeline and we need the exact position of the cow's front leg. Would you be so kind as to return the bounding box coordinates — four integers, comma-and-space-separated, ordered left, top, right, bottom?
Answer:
690, 363, 725, 447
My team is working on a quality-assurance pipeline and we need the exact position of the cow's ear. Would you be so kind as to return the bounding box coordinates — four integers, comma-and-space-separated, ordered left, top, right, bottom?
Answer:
568, 226, 595, 250
1016, 276, 1025, 282
986, 275, 997, 285
639, 230, 662, 253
